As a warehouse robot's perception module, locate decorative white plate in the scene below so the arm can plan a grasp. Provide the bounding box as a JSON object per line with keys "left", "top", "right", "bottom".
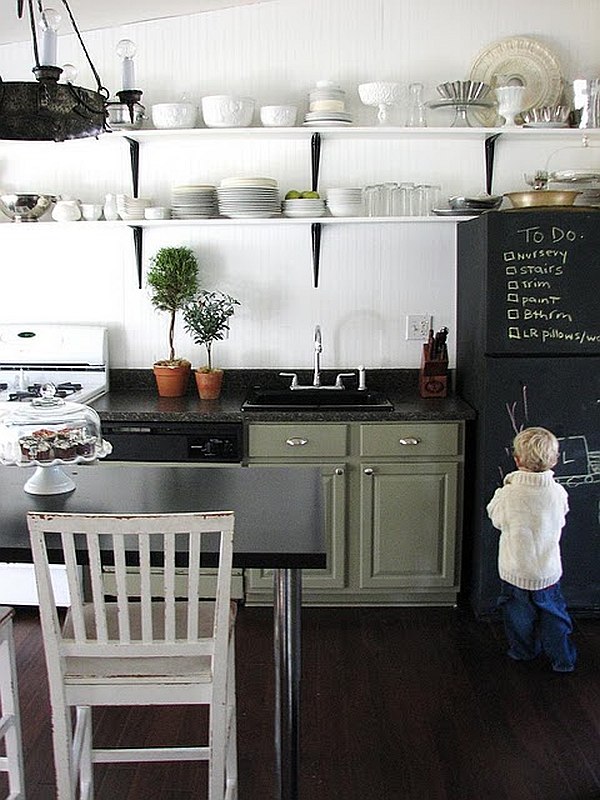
{"left": 469, "top": 36, "right": 563, "bottom": 126}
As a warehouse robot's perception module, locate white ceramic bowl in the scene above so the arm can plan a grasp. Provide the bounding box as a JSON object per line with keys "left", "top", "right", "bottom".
{"left": 260, "top": 105, "right": 298, "bottom": 127}
{"left": 326, "top": 202, "right": 364, "bottom": 217}
{"left": 201, "top": 95, "right": 255, "bottom": 128}
{"left": 144, "top": 206, "right": 171, "bottom": 220}
{"left": 151, "top": 102, "right": 197, "bottom": 129}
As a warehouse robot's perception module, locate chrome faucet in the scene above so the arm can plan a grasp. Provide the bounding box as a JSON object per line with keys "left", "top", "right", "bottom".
{"left": 313, "top": 324, "right": 322, "bottom": 386}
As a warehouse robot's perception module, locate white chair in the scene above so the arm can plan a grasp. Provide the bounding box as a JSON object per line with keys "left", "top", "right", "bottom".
{"left": 0, "top": 605, "right": 25, "bottom": 800}
{"left": 27, "top": 511, "right": 237, "bottom": 800}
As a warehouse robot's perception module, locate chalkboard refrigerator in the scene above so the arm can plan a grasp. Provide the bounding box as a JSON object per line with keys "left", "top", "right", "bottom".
{"left": 456, "top": 209, "right": 600, "bottom": 617}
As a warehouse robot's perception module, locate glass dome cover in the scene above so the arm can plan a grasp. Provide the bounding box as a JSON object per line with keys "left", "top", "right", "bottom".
{"left": 0, "top": 383, "right": 112, "bottom": 494}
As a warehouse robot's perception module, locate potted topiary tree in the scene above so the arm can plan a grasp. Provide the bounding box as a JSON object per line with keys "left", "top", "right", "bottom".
{"left": 183, "top": 289, "right": 240, "bottom": 400}
{"left": 147, "top": 246, "right": 199, "bottom": 397}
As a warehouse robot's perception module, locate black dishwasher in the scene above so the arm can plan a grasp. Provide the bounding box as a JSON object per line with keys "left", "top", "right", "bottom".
{"left": 102, "top": 421, "right": 244, "bottom": 463}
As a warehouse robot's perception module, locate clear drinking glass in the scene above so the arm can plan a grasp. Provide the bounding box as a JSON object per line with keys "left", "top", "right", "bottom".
{"left": 363, "top": 184, "right": 382, "bottom": 217}
{"left": 391, "top": 182, "right": 414, "bottom": 216}
{"left": 406, "top": 82, "right": 426, "bottom": 127}
{"left": 380, "top": 182, "right": 398, "bottom": 216}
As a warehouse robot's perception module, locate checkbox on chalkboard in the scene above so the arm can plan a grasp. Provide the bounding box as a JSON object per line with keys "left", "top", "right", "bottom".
{"left": 507, "top": 280, "right": 519, "bottom": 290}
{"left": 505, "top": 266, "right": 517, "bottom": 275}
{"left": 507, "top": 293, "right": 519, "bottom": 303}
{"left": 507, "top": 309, "right": 519, "bottom": 319}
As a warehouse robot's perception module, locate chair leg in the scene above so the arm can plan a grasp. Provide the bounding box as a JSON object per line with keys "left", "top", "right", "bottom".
{"left": 209, "top": 633, "right": 237, "bottom": 800}
{"left": 0, "top": 614, "right": 25, "bottom": 799}
{"left": 74, "top": 706, "right": 94, "bottom": 800}
{"left": 50, "top": 695, "right": 77, "bottom": 800}
{"left": 226, "top": 633, "right": 238, "bottom": 800}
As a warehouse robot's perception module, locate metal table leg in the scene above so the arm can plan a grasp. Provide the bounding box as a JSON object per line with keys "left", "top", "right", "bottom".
{"left": 274, "top": 567, "right": 302, "bottom": 800}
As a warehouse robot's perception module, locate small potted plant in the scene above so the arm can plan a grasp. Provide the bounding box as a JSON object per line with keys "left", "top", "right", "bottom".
{"left": 147, "top": 246, "right": 199, "bottom": 397}
{"left": 183, "top": 289, "right": 240, "bottom": 400}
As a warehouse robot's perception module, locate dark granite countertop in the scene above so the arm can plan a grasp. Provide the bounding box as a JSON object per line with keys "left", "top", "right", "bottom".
{"left": 91, "top": 369, "right": 475, "bottom": 423}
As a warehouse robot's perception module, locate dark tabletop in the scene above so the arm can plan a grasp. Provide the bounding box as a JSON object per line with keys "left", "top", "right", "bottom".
{"left": 0, "top": 463, "right": 325, "bottom": 569}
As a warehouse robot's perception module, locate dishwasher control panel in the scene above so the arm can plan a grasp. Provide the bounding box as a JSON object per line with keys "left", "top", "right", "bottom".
{"left": 102, "top": 422, "right": 244, "bottom": 463}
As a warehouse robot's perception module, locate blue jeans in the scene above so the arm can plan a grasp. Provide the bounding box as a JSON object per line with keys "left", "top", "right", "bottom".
{"left": 497, "top": 581, "right": 576, "bottom": 672}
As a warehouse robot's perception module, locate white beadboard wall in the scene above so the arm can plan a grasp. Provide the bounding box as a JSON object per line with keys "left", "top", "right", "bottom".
{"left": 0, "top": 0, "right": 599, "bottom": 370}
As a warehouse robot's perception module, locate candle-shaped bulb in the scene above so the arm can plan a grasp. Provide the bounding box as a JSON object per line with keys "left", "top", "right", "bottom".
{"left": 116, "top": 38, "right": 137, "bottom": 90}
{"left": 61, "top": 63, "right": 77, "bottom": 83}
{"left": 39, "top": 7, "right": 61, "bottom": 67}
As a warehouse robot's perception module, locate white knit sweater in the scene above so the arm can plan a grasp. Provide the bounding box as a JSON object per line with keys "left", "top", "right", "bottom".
{"left": 486, "top": 469, "right": 569, "bottom": 591}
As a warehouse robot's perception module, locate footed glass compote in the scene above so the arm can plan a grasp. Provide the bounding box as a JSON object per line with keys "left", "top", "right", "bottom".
{"left": 358, "top": 82, "right": 402, "bottom": 125}
{"left": 496, "top": 85, "right": 527, "bottom": 126}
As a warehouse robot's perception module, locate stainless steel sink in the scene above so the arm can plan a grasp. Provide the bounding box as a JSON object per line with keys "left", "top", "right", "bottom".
{"left": 242, "top": 387, "right": 393, "bottom": 410}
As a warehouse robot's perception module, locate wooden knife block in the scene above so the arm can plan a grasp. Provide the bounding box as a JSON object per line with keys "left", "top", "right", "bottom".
{"left": 419, "top": 343, "right": 448, "bottom": 398}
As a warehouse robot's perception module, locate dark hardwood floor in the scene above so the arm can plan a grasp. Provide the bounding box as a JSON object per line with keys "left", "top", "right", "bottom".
{"left": 3, "top": 604, "right": 600, "bottom": 800}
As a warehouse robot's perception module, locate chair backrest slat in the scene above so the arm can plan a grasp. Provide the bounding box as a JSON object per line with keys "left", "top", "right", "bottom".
{"left": 87, "top": 531, "right": 108, "bottom": 643}
{"left": 138, "top": 532, "right": 153, "bottom": 643}
{"left": 187, "top": 531, "right": 201, "bottom": 640}
{"left": 112, "top": 532, "right": 131, "bottom": 644}
{"left": 164, "top": 534, "right": 176, "bottom": 641}
{"left": 61, "top": 531, "right": 87, "bottom": 642}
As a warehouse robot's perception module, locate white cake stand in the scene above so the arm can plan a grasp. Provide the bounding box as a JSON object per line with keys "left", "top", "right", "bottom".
{"left": 358, "top": 82, "right": 402, "bottom": 125}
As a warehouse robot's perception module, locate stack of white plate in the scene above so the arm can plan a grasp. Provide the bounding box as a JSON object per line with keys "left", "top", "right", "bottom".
{"left": 303, "top": 80, "right": 353, "bottom": 126}
{"left": 217, "top": 177, "right": 281, "bottom": 219}
{"left": 282, "top": 198, "right": 326, "bottom": 218}
{"left": 116, "top": 194, "right": 153, "bottom": 220}
{"left": 326, "top": 187, "right": 364, "bottom": 217}
{"left": 171, "top": 185, "right": 218, "bottom": 219}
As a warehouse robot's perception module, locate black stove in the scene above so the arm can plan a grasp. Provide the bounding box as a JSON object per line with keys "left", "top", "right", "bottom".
{"left": 8, "top": 382, "right": 83, "bottom": 402}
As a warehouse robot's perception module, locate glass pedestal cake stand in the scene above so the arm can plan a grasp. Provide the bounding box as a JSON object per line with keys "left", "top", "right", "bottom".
{"left": 426, "top": 99, "right": 496, "bottom": 127}
{"left": 0, "top": 384, "right": 112, "bottom": 495}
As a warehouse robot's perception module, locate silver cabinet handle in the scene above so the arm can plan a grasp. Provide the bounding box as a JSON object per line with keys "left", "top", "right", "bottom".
{"left": 363, "top": 468, "right": 374, "bottom": 475}
{"left": 285, "top": 437, "right": 308, "bottom": 447}
{"left": 334, "top": 467, "right": 345, "bottom": 476}
{"left": 399, "top": 437, "right": 420, "bottom": 446}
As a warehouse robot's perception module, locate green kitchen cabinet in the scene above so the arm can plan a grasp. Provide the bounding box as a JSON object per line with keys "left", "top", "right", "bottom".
{"left": 245, "top": 420, "right": 464, "bottom": 606}
{"left": 359, "top": 462, "right": 459, "bottom": 590}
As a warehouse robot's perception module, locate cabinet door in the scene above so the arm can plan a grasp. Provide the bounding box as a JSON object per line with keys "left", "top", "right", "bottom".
{"left": 359, "top": 462, "right": 458, "bottom": 589}
{"left": 244, "top": 463, "right": 347, "bottom": 594}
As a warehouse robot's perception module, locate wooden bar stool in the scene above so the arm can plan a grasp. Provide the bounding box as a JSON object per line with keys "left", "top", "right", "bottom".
{"left": 0, "top": 606, "right": 25, "bottom": 800}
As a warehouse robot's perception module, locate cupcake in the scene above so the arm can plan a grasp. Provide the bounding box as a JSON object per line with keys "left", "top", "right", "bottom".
{"left": 76, "top": 435, "right": 97, "bottom": 457}
{"left": 53, "top": 434, "right": 77, "bottom": 461}
{"left": 30, "top": 440, "right": 54, "bottom": 461}
{"left": 18, "top": 435, "right": 38, "bottom": 462}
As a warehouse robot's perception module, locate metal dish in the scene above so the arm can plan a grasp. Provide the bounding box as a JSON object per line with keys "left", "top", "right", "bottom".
{"left": 504, "top": 190, "right": 581, "bottom": 208}
{"left": 449, "top": 194, "right": 503, "bottom": 210}
{"left": 0, "top": 193, "right": 56, "bottom": 222}
{"left": 521, "top": 105, "right": 570, "bottom": 126}
{"left": 436, "top": 80, "right": 492, "bottom": 103}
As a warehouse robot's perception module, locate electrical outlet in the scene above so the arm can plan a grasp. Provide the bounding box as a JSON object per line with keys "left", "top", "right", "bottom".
{"left": 406, "top": 314, "right": 431, "bottom": 341}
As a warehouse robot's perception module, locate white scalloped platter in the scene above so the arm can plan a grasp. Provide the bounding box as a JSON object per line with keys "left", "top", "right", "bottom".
{"left": 469, "top": 36, "right": 564, "bottom": 126}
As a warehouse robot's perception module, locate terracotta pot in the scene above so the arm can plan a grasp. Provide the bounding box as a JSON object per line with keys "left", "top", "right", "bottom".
{"left": 153, "top": 363, "right": 190, "bottom": 397}
{"left": 195, "top": 369, "right": 224, "bottom": 400}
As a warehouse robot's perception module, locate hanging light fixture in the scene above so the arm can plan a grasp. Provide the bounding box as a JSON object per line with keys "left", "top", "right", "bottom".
{"left": 0, "top": 0, "right": 109, "bottom": 142}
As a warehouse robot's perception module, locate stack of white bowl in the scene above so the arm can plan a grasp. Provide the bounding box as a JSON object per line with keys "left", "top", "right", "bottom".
{"left": 171, "top": 185, "right": 218, "bottom": 219}
{"left": 217, "top": 177, "right": 281, "bottom": 219}
{"left": 282, "top": 198, "right": 326, "bottom": 217}
{"left": 326, "top": 187, "right": 364, "bottom": 217}
{"left": 116, "top": 194, "right": 153, "bottom": 220}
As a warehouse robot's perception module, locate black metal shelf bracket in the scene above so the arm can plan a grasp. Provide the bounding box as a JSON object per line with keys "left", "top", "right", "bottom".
{"left": 484, "top": 133, "right": 502, "bottom": 195}
{"left": 311, "top": 132, "right": 321, "bottom": 192}
{"left": 311, "top": 222, "right": 322, "bottom": 288}
{"left": 124, "top": 136, "right": 140, "bottom": 198}
{"left": 129, "top": 225, "right": 143, "bottom": 288}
